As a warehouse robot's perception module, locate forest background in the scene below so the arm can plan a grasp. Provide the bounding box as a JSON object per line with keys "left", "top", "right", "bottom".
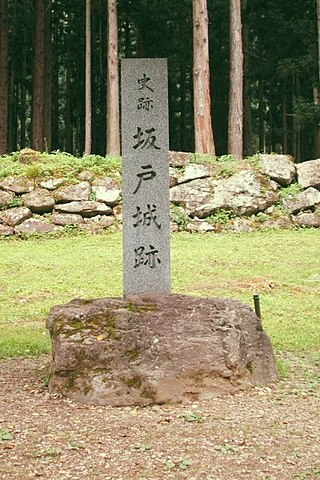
{"left": 0, "top": 0, "right": 320, "bottom": 163}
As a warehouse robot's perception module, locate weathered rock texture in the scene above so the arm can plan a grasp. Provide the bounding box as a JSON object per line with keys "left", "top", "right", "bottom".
{"left": 260, "top": 154, "right": 296, "bottom": 186}
{"left": 47, "top": 293, "right": 277, "bottom": 407}
{"left": 297, "top": 158, "right": 320, "bottom": 188}
{"left": 0, "top": 206, "right": 32, "bottom": 226}
{"left": 1, "top": 152, "right": 320, "bottom": 236}
{"left": 282, "top": 187, "right": 320, "bottom": 214}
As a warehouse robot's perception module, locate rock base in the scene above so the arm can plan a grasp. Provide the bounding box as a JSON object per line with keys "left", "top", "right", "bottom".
{"left": 46, "top": 293, "right": 278, "bottom": 406}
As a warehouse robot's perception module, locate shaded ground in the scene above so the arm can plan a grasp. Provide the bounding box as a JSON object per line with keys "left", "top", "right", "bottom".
{"left": 0, "top": 355, "right": 319, "bottom": 480}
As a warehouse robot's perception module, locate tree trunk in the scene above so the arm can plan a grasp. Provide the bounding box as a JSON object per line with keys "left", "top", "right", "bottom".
{"left": 317, "top": 0, "right": 320, "bottom": 88}
{"left": 8, "top": 63, "right": 17, "bottom": 152}
{"left": 8, "top": 0, "right": 17, "bottom": 153}
{"left": 243, "top": 20, "right": 253, "bottom": 157}
{"left": 293, "top": 74, "right": 300, "bottom": 162}
{"left": 43, "top": 0, "right": 52, "bottom": 151}
{"left": 0, "top": 0, "right": 9, "bottom": 154}
{"left": 106, "top": 0, "right": 120, "bottom": 155}
{"left": 85, "top": 0, "right": 92, "bottom": 155}
{"left": 282, "top": 90, "right": 288, "bottom": 154}
{"left": 124, "top": 18, "right": 130, "bottom": 58}
{"left": 52, "top": 14, "right": 59, "bottom": 151}
{"left": 313, "top": 86, "right": 320, "bottom": 158}
{"left": 180, "top": 53, "right": 188, "bottom": 151}
{"left": 258, "top": 80, "right": 264, "bottom": 152}
{"left": 65, "top": 47, "right": 73, "bottom": 153}
{"left": 268, "top": 82, "right": 275, "bottom": 153}
{"left": 20, "top": 42, "right": 27, "bottom": 149}
{"left": 193, "top": 0, "right": 215, "bottom": 155}
{"left": 32, "top": 0, "right": 46, "bottom": 151}
{"left": 314, "top": 0, "right": 320, "bottom": 158}
{"left": 228, "top": 0, "right": 243, "bottom": 159}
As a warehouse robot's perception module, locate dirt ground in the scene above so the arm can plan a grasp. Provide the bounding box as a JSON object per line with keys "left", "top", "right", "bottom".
{"left": 0, "top": 354, "right": 319, "bottom": 480}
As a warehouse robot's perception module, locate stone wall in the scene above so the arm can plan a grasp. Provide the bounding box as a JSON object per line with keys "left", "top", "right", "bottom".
{"left": 0, "top": 153, "right": 320, "bottom": 236}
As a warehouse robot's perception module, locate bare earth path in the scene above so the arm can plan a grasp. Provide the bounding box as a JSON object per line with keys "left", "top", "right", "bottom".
{"left": 0, "top": 355, "right": 319, "bottom": 480}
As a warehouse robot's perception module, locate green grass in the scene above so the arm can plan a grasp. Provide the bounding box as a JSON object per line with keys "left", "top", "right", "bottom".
{"left": 0, "top": 229, "right": 319, "bottom": 358}
{"left": 0, "top": 151, "right": 122, "bottom": 180}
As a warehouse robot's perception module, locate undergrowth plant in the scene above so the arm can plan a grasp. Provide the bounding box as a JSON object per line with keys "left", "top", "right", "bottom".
{"left": 278, "top": 183, "right": 303, "bottom": 199}
{"left": 0, "top": 151, "right": 122, "bottom": 180}
{"left": 0, "top": 229, "right": 319, "bottom": 359}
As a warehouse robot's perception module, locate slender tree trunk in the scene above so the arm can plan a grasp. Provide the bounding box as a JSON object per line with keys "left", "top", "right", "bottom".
{"left": 65, "top": 48, "right": 73, "bottom": 153}
{"left": 98, "top": 8, "right": 103, "bottom": 81}
{"left": 293, "top": 74, "right": 300, "bottom": 162}
{"left": 106, "top": 0, "right": 120, "bottom": 155}
{"left": 85, "top": 0, "right": 92, "bottom": 154}
{"left": 8, "top": 65, "right": 17, "bottom": 151}
{"left": 32, "top": 0, "right": 46, "bottom": 151}
{"left": 20, "top": 42, "right": 27, "bottom": 149}
{"left": 97, "top": 4, "right": 106, "bottom": 156}
{"left": 32, "top": 0, "right": 45, "bottom": 151}
{"left": 268, "top": 82, "right": 275, "bottom": 152}
{"left": 228, "top": 0, "right": 243, "bottom": 159}
{"left": 180, "top": 54, "right": 188, "bottom": 151}
{"left": 0, "top": 0, "right": 9, "bottom": 154}
{"left": 52, "top": 16, "right": 59, "bottom": 150}
{"left": 258, "top": 80, "right": 264, "bottom": 152}
{"left": 193, "top": 0, "right": 215, "bottom": 155}
{"left": 313, "top": 86, "right": 320, "bottom": 158}
{"left": 314, "top": 1, "right": 320, "bottom": 158}
{"left": 124, "top": 18, "right": 130, "bottom": 58}
{"left": 317, "top": 0, "right": 320, "bottom": 87}
{"left": 43, "top": 0, "right": 52, "bottom": 151}
{"left": 9, "top": 0, "right": 18, "bottom": 151}
{"left": 242, "top": 21, "right": 253, "bottom": 157}
{"left": 282, "top": 90, "right": 288, "bottom": 154}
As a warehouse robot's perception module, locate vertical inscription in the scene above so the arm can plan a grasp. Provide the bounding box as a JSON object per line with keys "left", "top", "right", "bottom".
{"left": 121, "top": 59, "right": 170, "bottom": 296}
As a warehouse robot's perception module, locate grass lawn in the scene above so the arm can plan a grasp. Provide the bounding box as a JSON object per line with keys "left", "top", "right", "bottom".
{"left": 0, "top": 229, "right": 319, "bottom": 364}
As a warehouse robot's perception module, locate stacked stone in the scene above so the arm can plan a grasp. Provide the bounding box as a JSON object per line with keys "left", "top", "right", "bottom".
{"left": 0, "top": 174, "right": 122, "bottom": 236}
{"left": 169, "top": 154, "right": 320, "bottom": 232}
{"left": 1, "top": 154, "right": 320, "bottom": 236}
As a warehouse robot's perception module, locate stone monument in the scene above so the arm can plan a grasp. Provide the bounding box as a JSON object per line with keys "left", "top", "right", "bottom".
{"left": 121, "top": 58, "right": 170, "bottom": 296}
{"left": 46, "top": 59, "right": 278, "bottom": 406}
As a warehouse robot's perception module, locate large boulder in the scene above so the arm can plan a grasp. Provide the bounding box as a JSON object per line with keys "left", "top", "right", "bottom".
{"left": 15, "top": 218, "right": 59, "bottom": 235}
{"left": 186, "top": 218, "right": 216, "bottom": 233}
{"left": 92, "top": 178, "right": 121, "bottom": 206}
{"left": 294, "top": 211, "right": 320, "bottom": 228}
{"left": 21, "top": 189, "right": 55, "bottom": 213}
{"left": 54, "top": 200, "right": 112, "bottom": 217}
{"left": 52, "top": 213, "right": 84, "bottom": 226}
{"left": 297, "top": 159, "right": 320, "bottom": 189}
{"left": 282, "top": 187, "right": 320, "bottom": 214}
{"left": 260, "top": 154, "right": 296, "bottom": 186}
{"left": 0, "top": 224, "right": 14, "bottom": 236}
{"left": 40, "top": 178, "right": 66, "bottom": 191}
{"left": 53, "top": 182, "right": 91, "bottom": 203}
{"left": 175, "top": 163, "right": 214, "bottom": 185}
{"left": 170, "top": 178, "right": 217, "bottom": 216}
{"left": 0, "top": 190, "right": 14, "bottom": 207}
{"left": 0, "top": 206, "right": 32, "bottom": 227}
{"left": 169, "top": 151, "right": 193, "bottom": 167}
{"left": 196, "top": 171, "right": 279, "bottom": 218}
{"left": 0, "top": 176, "right": 34, "bottom": 194}
{"left": 47, "top": 293, "right": 277, "bottom": 407}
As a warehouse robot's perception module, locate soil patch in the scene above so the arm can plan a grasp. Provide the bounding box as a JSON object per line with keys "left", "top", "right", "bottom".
{"left": 0, "top": 355, "right": 319, "bottom": 480}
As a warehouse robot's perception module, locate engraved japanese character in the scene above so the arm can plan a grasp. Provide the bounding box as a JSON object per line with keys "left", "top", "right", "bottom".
{"left": 138, "top": 73, "right": 154, "bottom": 92}
{"left": 134, "top": 245, "right": 161, "bottom": 269}
{"left": 133, "top": 165, "right": 156, "bottom": 194}
{"left": 133, "top": 127, "right": 160, "bottom": 150}
{"left": 132, "top": 204, "right": 161, "bottom": 230}
{"left": 137, "top": 97, "right": 154, "bottom": 112}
